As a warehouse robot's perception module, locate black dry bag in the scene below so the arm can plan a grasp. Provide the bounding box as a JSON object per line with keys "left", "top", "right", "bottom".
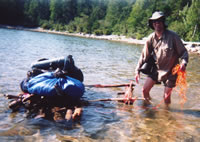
{"left": 139, "top": 56, "right": 156, "bottom": 75}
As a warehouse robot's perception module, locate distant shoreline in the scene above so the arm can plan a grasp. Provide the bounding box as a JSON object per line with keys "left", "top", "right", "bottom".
{"left": 1, "top": 25, "right": 200, "bottom": 55}
{"left": 0, "top": 25, "right": 145, "bottom": 45}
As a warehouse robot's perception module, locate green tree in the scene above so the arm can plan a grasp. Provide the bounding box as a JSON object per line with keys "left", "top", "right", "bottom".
{"left": 50, "top": 0, "right": 63, "bottom": 23}
{"left": 50, "top": 0, "right": 77, "bottom": 24}
{"left": 76, "top": 0, "right": 93, "bottom": 16}
{"left": 89, "top": 0, "right": 107, "bottom": 32}
{"left": 169, "top": 0, "right": 200, "bottom": 41}
{"left": 24, "top": 0, "right": 40, "bottom": 26}
{"left": 184, "top": 0, "right": 200, "bottom": 41}
{"left": 60, "top": 0, "right": 77, "bottom": 24}
{"left": 105, "top": 0, "right": 127, "bottom": 28}
{"left": 0, "top": 0, "right": 199, "bottom": 41}
{"left": 38, "top": 0, "right": 50, "bottom": 20}
{"left": 167, "top": 0, "right": 191, "bottom": 22}
{"left": 127, "top": 0, "right": 151, "bottom": 39}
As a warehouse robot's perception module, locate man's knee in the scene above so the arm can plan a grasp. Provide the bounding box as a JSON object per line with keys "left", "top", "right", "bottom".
{"left": 142, "top": 87, "right": 150, "bottom": 94}
{"left": 143, "top": 78, "right": 155, "bottom": 94}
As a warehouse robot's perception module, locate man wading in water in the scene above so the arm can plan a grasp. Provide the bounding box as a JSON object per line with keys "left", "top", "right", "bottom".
{"left": 135, "top": 11, "right": 189, "bottom": 106}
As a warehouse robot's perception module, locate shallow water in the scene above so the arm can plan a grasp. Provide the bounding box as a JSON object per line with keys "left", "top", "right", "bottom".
{"left": 0, "top": 28, "right": 199, "bottom": 142}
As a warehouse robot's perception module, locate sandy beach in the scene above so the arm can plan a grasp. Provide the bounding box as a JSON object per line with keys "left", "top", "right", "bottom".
{"left": 11, "top": 26, "right": 146, "bottom": 45}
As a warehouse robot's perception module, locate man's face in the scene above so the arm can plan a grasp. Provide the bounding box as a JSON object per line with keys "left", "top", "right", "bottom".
{"left": 152, "top": 19, "right": 164, "bottom": 32}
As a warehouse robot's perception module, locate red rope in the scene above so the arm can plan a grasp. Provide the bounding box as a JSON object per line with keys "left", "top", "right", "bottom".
{"left": 172, "top": 64, "right": 187, "bottom": 106}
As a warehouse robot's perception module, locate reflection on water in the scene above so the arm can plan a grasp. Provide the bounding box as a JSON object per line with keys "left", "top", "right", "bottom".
{"left": 0, "top": 28, "right": 200, "bottom": 142}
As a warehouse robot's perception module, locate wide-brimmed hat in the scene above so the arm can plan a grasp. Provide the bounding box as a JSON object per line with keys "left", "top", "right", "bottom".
{"left": 148, "top": 11, "right": 167, "bottom": 29}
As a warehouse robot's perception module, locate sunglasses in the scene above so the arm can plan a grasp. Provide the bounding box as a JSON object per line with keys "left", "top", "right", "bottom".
{"left": 153, "top": 19, "right": 163, "bottom": 23}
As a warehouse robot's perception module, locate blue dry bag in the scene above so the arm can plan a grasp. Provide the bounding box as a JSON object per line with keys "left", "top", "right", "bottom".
{"left": 27, "top": 72, "right": 85, "bottom": 100}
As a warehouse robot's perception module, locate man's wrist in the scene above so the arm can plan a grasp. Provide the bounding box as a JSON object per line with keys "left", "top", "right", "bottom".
{"left": 182, "top": 62, "right": 187, "bottom": 67}
{"left": 181, "top": 61, "right": 187, "bottom": 67}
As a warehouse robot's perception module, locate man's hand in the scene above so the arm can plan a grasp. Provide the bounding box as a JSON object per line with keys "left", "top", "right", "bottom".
{"left": 180, "top": 63, "right": 186, "bottom": 71}
{"left": 135, "top": 73, "right": 140, "bottom": 84}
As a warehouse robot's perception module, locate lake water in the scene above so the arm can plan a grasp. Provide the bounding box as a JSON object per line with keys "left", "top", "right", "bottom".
{"left": 0, "top": 28, "right": 200, "bottom": 142}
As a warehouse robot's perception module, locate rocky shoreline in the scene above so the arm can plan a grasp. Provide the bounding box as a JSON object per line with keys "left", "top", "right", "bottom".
{"left": 1, "top": 25, "right": 200, "bottom": 55}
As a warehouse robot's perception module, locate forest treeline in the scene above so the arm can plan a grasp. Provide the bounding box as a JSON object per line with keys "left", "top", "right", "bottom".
{"left": 0, "top": 0, "right": 199, "bottom": 41}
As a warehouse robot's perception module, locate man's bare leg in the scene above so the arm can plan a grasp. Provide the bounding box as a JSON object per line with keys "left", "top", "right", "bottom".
{"left": 142, "top": 77, "right": 156, "bottom": 104}
{"left": 164, "top": 87, "right": 173, "bottom": 105}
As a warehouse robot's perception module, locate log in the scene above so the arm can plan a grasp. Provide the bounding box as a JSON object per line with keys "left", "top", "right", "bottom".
{"left": 53, "top": 107, "right": 65, "bottom": 122}
{"left": 3, "top": 94, "right": 20, "bottom": 99}
{"left": 72, "top": 107, "right": 82, "bottom": 119}
{"left": 123, "top": 81, "right": 134, "bottom": 105}
{"left": 88, "top": 97, "right": 145, "bottom": 102}
{"left": 65, "top": 109, "right": 73, "bottom": 121}
{"left": 85, "top": 83, "right": 135, "bottom": 88}
{"left": 117, "top": 92, "right": 125, "bottom": 95}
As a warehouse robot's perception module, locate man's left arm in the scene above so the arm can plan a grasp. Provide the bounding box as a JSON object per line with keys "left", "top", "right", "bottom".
{"left": 174, "top": 35, "right": 189, "bottom": 70}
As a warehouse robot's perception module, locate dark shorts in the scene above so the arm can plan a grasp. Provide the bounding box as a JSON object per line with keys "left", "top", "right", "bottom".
{"left": 148, "top": 71, "right": 177, "bottom": 88}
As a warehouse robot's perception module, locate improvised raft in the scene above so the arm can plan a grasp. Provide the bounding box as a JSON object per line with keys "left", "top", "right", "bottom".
{"left": 6, "top": 55, "right": 85, "bottom": 122}
{"left": 5, "top": 55, "right": 139, "bottom": 123}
